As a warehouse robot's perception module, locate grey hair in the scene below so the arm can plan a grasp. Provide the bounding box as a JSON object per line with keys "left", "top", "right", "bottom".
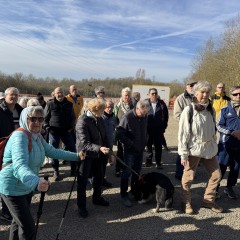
{"left": 229, "top": 86, "right": 240, "bottom": 95}
{"left": 27, "top": 98, "right": 40, "bottom": 107}
{"left": 18, "top": 97, "right": 29, "bottom": 108}
{"left": 121, "top": 87, "right": 131, "bottom": 95}
{"left": 28, "top": 106, "right": 44, "bottom": 117}
{"left": 5, "top": 87, "right": 19, "bottom": 95}
{"left": 193, "top": 81, "right": 212, "bottom": 96}
{"left": 95, "top": 86, "right": 105, "bottom": 94}
{"left": 136, "top": 99, "right": 150, "bottom": 111}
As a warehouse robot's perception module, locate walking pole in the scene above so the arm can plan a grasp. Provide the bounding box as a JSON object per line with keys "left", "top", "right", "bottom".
{"left": 109, "top": 150, "right": 140, "bottom": 177}
{"left": 34, "top": 175, "right": 49, "bottom": 240}
{"left": 55, "top": 152, "right": 85, "bottom": 240}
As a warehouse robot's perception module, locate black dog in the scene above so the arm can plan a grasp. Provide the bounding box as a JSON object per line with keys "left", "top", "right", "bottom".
{"left": 132, "top": 172, "right": 174, "bottom": 212}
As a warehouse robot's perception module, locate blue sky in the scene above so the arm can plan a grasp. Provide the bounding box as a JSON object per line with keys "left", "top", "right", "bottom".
{"left": 0, "top": 0, "right": 240, "bottom": 83}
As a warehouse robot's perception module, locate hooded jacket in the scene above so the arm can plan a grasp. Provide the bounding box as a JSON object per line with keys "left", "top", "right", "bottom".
{"left": 0, "top": 107, "right": 79, "bottom": 196}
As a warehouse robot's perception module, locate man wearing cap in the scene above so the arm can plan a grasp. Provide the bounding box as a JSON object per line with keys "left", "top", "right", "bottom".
{"left": 173, "top": 80, "right": 197, "bottom": 180}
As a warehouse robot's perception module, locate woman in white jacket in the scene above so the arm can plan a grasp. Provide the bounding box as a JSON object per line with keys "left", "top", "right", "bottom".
{"left": 178, "top": 81, "right": 223, "bottom": 215}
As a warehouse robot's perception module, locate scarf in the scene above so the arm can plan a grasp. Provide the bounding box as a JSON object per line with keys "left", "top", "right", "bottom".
{"left": 120, "top": 98, "right": 131, "bottom": 114}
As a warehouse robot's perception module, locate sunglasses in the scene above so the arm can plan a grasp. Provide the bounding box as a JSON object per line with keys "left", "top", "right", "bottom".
{"left": 232, "top": 93, "right": 240, "bottom": 97}
{"left": 98, "top": 92, "right": 105, "bottom": 94}
{"left": 150, "top": 92, "right": 158, "bottom": 95}
{"left": 28, "top": 117, "right": 44, "bottom": 123}
{"left": 189, "top": 84, "right": 195, "bottom": 87}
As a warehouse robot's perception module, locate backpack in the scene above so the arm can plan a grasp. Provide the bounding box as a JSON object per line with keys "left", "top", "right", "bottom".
{"left": 0, "top": 128, "right": 32, "bottom": 170}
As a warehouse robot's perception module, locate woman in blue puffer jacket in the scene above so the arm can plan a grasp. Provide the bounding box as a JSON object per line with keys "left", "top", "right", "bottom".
{"left": 0, "top": 106, "right": 84, "bottom": 240}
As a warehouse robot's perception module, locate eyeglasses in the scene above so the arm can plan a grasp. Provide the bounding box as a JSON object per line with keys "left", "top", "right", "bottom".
{"left": 232, "top": 93, "right": 240, "bottom": 97}
{"left": 150, "top": 92, "right": 158, "bottom": 95}
{"left": 28, "top": 117, "right": 44, "bottom": 123}
{"left": 98, "top": 92, "right": 105, "bottom": 94}
{"left": 189, "top": 84, "right": 195, "bottom": 87}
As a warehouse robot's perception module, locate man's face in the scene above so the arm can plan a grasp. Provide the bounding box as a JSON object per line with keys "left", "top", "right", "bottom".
{"left": 5, "top": 90, "right": 18, "bottom": 105}
{"left": 149, "top": 90, "right": 158, "bottom": 102}
{"left": 231, "top": 89, "right": 240, "bottom": 101}
{"left": 54, "top": 88, "right": 64, "bottom": 102}
{"left": 216, "top": 84, "right": 225, "bottom": 94}
{"left": 186, "top": 83, "right": 195, "bottom": 94}
{"left": 69, "top": 86, "right": 77, "bottom": 97}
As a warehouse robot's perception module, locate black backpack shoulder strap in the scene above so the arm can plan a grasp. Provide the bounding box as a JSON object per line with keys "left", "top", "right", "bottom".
{"left": 188, "top": 104, "right": 194, "bottom": 124}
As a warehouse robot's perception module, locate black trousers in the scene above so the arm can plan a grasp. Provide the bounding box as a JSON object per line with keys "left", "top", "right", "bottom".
{"left": 146, "top": 131, "right": 163, "bottom": 165}
{"left": 1, "top": 192, "right": 34, "bottom": 240}
{"left": 77, "top": 157, "right": 104, "bottom": 210}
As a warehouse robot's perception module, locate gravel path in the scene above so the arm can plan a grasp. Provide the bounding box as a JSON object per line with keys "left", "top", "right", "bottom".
{"left": 1, "top": 110, "right": 239, "bottom": 240}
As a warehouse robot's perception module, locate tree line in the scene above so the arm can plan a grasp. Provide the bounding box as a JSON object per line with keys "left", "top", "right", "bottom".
{"left": 0, "top": 71, "right": 185, "bottom": 98}
{"left": 191, "top": 15, "right": 240, "bottom": 93}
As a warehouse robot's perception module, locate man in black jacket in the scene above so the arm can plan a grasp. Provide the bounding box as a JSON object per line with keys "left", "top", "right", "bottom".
{"left": 145, "top": 88, "right": 169, "bottom": 169}
{"left": 44, "top": 87, "right": 76, "bottom": 181}
{"left": 0, "top": 87, "right": 23, "bottom": 223}
{"left": 116, "top": 100, "right": 149, "bottom": 207}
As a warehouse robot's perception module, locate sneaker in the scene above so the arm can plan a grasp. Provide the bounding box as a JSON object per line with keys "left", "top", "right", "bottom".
{"left": 92, "top": 197, "right": 109, "bottom": 206}
{"left": 0, "top": 212, "right": 12, "bottom": 222}
{"left": 203, "top": 202, "right": 224, "bottom": 213}
{"left": 78, "top": 208, "right": 88, "bottom": 218}
{"left": 183, "top": 203, "right": 194, "bottom": 215}
{"left": 156, "top": 163, "right": 163, "bottom": 169}
{"left": 102, "top": 179, "right": 113, "bottom": 188}
{"left": 121, "top": 196, "right": 132, "bottom": 207}
{"left": 224, "top": 187, "right": 237, "bottom": 199}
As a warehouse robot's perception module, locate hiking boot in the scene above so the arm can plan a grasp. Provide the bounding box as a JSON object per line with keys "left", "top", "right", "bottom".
{"left": 224, "top": 187, "right": 237, "bottom": 199}
{"left": 203, "top": 202, "right": 224, "bottom": 213}
{"left": 92, "top": 197, "right": 109, "bottom": 206}
{"left": 183, "top": 203, "right": 194, "bottom": 214}
{"left": 78, "top": 208, "right": 88, "bottom": 218}
{"left": 121, "top": 196, "right": 132, "bottom": 207}
{"left": 0, "top": 212, "right": 12, "bottom": 223}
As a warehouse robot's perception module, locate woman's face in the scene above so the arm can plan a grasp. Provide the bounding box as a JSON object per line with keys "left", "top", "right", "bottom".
{"left": 195, "top": 89, "right": 210, "bottom": 103}
{"left": 92, "top": 109, "right": 104, "bottom": 118}
{"left": 27, "top": 112, "right": 44, "bottom": 133}
{"left": 121, "top": 92, "right": 131, "bottom": 103}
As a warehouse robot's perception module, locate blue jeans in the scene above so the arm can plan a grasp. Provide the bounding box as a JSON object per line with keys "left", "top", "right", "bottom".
{"left": 120, "top": 152, "right": 143, "bottom": 197}
{"left": 49, "top": 131, "right": 76, "bottom": 172}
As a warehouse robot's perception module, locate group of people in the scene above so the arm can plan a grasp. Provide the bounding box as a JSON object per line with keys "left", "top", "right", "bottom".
{"left": 0, "top": 80, "right": 239, "bottom": 239}
{"left": 174, "top": 80, "right": 240, "bottom": 214}
{"left": 0, "top": 85, "right": 169, "bottom": 239}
